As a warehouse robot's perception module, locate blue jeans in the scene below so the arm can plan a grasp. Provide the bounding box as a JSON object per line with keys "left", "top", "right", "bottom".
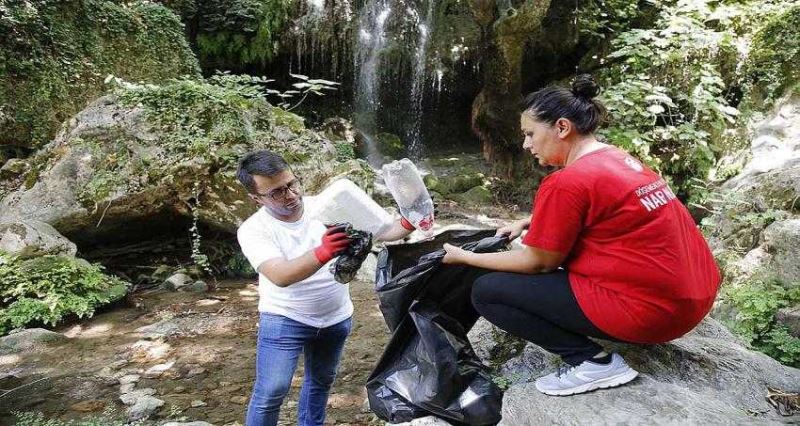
{"left": 245, "top": 313, "right": 352, "bottom": 426}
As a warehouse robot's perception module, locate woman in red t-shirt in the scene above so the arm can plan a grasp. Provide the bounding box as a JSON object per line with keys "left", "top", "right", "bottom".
{"left": 443, "top": 74, "right": 720, "bottom": 396}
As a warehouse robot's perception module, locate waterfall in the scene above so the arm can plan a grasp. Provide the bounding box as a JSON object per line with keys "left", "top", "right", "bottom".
{"left": 406, "top": 0, "right": 434, "bottom": 159}
{"left": 353, "top": 0, "right": 438, "bottom": 165}
{"left": 353, "top": 0, "right": 392, "bottom": 166}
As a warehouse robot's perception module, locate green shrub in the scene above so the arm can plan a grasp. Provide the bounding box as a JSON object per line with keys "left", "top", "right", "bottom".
{"left": 596, "top": 0, "right": 796, "bottom": 203}
{"left": 721, "top": 276, "right": 800, "bottom": 367}
{"left": 0, "top": 252, "right": 129, "bottom": 336}
{"left": 0, "top": 0, "right": 200, "bottom": 150}
{"left": 192, "top": 0, "right": 293, "bottom": 67}
{"left": 744, "top": 5, "right": 800, "bottom": 107}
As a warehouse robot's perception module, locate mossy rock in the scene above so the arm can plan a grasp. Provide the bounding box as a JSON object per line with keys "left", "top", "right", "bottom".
{"left": 452, "top": 185, "right": 493, "bottom": 205}
{"left": 744, "top": 5, "right": 800, "bottom": 108}
{"left": 434, "top": 173, "right": 486, "bottom": 196}
{"left": 422, "top": 173, "right": 440, "bottom": 192}
{"left": 374, "top": 133, "right": 405, "bottom": 158}
{"left": 271, "top": 107, "right": 306, "bottom": 134}
{"left": 0, "top": 0, "right": 200, "bottom": 150}
{"left": 0, "top": 76, "right": 364, "bottom": 237}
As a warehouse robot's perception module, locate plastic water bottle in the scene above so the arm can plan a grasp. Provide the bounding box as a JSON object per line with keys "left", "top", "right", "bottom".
{"left": 382, "top": 159, "right": 435, "bottom": 235}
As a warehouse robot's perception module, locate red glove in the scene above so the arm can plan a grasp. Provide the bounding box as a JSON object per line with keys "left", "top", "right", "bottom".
{"left": 400, "top": 217, "right": 415, "bottom": 231}
{"left": 313, "top": 225, "right": 351, "bottom": 264}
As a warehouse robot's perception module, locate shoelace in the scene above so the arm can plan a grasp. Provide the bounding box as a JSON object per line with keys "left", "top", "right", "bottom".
{"left": 556, "top": 365, "right": 576, "bottom": 378}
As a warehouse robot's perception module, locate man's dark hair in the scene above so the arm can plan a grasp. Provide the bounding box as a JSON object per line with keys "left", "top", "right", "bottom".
{"left": 236, "top": 150, "right": 290, "bottom": 194}
{"left": 521, "top": 74, "right": 607, "bottom": 134}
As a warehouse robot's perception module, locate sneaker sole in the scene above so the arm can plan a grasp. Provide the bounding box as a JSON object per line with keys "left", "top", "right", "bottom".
{"left": 536, "top": 368, "right": 639, "bottom": 396}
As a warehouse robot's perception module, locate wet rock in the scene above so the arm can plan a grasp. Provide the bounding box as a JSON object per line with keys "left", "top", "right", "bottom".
{"left": 129, "top": 339, "right": 172, "bottom": 361}
{"left": 230, "top": 395, "right": 248, "bottom": 405}
{"left": 127, "top": 395, "right": 164, "bottom": 421}
{"left": 69, "top": 400, "right": 105, "bottom": 413}
{"left": 0, "top": 219, "right": 77, "bottom": 257}
{"left": 120, "top": 383, "right": 136, "bottom": 394}
{"left": 178, "top": 280, "right": 208, "bottom": 293}
{"left": 144, "top": 360, "right": 175, "bottom": 378}
{"left": 491, "top": 318, "right": 800, "bottom": 424}
{"left": 135, "top": 314, "right": 238, "bottom": 338}
{"left": 185, "top": 367, "right": 206, "bottom": 378}
{"left": 0, "top": 328, "right": 66, "bottom": 355}
{"left": 162, "top": 273, "right": 193, "bottom": 291}
{"left": 190, "top": 400, "right": 207, "bottom": 408}
{"left": 120, "top": 387, "right": 157, "bottom": 405}
{"left": 118, "top": 374, "right": 140, "bottom": 385}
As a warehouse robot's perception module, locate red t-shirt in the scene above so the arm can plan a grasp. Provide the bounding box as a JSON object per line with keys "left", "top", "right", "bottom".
{"left": 521, "top": 146, "right": 720, "bottom": 343}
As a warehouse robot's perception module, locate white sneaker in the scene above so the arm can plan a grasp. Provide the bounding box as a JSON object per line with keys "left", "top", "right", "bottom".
{"left": 534, "top": 353, "right": 638, "bottom": 396}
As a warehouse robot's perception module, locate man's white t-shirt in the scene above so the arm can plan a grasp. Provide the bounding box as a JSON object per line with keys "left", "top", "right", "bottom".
{"left": 236, "top": 196, "right": 353, "bottom": 328}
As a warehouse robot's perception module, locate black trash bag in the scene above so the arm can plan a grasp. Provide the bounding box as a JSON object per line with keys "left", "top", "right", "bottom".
{"left": 367, "top": 301, "right": 503, "bottom": 425}
{"left": 368, "top": 230, "right": 508, "bottom": 425}
{"left": 328, "top": 222, "right": 373, "bottom": 284}
{"left": 375, "top": 230, "right": 507, "bottom": 332}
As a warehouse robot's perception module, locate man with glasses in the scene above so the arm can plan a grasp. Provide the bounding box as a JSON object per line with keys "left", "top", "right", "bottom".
{"left": 235, "top": 150, "right": 415, "bottom": 425}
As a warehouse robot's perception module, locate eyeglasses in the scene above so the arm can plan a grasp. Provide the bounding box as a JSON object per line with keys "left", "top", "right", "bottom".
{"left": 253, "top": 179, "right": 303, "bottom": 201}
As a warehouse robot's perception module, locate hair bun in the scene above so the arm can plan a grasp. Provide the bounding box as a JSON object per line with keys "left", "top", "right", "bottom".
{"left": 571, "top": 74, "right": 600, "bottom": 99}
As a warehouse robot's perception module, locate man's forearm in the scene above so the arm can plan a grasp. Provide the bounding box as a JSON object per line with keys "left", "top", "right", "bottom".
{"left": 258, "top": 251, "right": 326, "bottom": 287}
{"left": 375, "top": 219, "right": 414, "bottom": 242}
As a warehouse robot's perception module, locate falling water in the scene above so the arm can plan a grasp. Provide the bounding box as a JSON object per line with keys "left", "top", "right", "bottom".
{"left": 406, "top": 0, "right": 434, "bottom": 159}
{"left": 353, "top": 0, "right": 392, "bottom": 166}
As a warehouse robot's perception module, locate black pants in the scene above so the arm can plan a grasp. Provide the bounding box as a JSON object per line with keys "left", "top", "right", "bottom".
{"left": 472, "top": 270, "right": 620, "bottom": 366}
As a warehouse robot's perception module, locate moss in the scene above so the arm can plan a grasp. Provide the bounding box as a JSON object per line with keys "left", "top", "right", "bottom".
{"left": 271, "top": 107, "right": 306, "bottom": 133}
{"left": 0, "top": 0, "right": 200, "bottom": 150}
{"left": 745, "top": 5, "right": 800, "bottom": 106}
{"left": 374, "top": 133, "right": 404, "bottom": 158}
{"left": 454, "top": 185, "right": 493, "bottom": 205}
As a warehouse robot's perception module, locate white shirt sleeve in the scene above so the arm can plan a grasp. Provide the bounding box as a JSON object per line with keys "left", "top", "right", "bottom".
{"left": 237, "top": 221, "right": 283, "bottom": 273}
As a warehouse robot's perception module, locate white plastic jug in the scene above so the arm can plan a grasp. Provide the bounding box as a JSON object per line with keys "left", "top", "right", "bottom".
{"left": 382, "top": 159, "right": 435, "bottom": 235}
{"left": 306, "top": 179, "right": 394, "bottom": 237}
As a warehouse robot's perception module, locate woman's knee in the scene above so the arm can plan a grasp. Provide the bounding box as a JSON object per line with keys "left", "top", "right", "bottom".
{"left": 471, "top": 272, "right": 505, "bottom": 310}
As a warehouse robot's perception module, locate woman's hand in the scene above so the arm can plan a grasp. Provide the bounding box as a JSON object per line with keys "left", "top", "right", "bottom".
{"left": 495, "top": 219, "right": 527, "bottom": 241}
{"left": 442, "top": 243, "right": 470, "bottom": 265}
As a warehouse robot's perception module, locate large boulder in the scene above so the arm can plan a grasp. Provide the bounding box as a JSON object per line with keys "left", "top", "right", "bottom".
{"left": 0, "top": 219, "right": 77, "bottom": 258}
{"left": 0, "top": 77, "right": 371, "bottom": 247}
{"left": 0, "top": 328, "right": 67, "bottom": 356}
{"left": 467, "top": 318, "right": 800, "bottom": 425}
{"left": 0, "top": 0, "right": 200, "bottom": 151}
{"left": 701, "top": 93, "right": 800, "bottom": 367}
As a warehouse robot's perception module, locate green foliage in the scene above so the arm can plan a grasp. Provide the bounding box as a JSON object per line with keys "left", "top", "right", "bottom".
{"left": 334, "top": 142, "right": 356, "bottom": 162}
{"left": 721, "top": 276, "right": 800, "bottom": 367}
{"left": 744, "top": 5, "right": 800, "bottom": 107}
{"left": 193, "top": 0, "right": 293, "bottom": 67}
{"left": 596, "top": 0, "right": 796, "bottom": 203}
{"left": 0, "top": 252, "right": 129, "bottom": 336}
{"left": 0, "top": 0, "right": 200, "bottom": 149}
{"left": 578, "top": 0, "right": 654, "bottom": 41}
